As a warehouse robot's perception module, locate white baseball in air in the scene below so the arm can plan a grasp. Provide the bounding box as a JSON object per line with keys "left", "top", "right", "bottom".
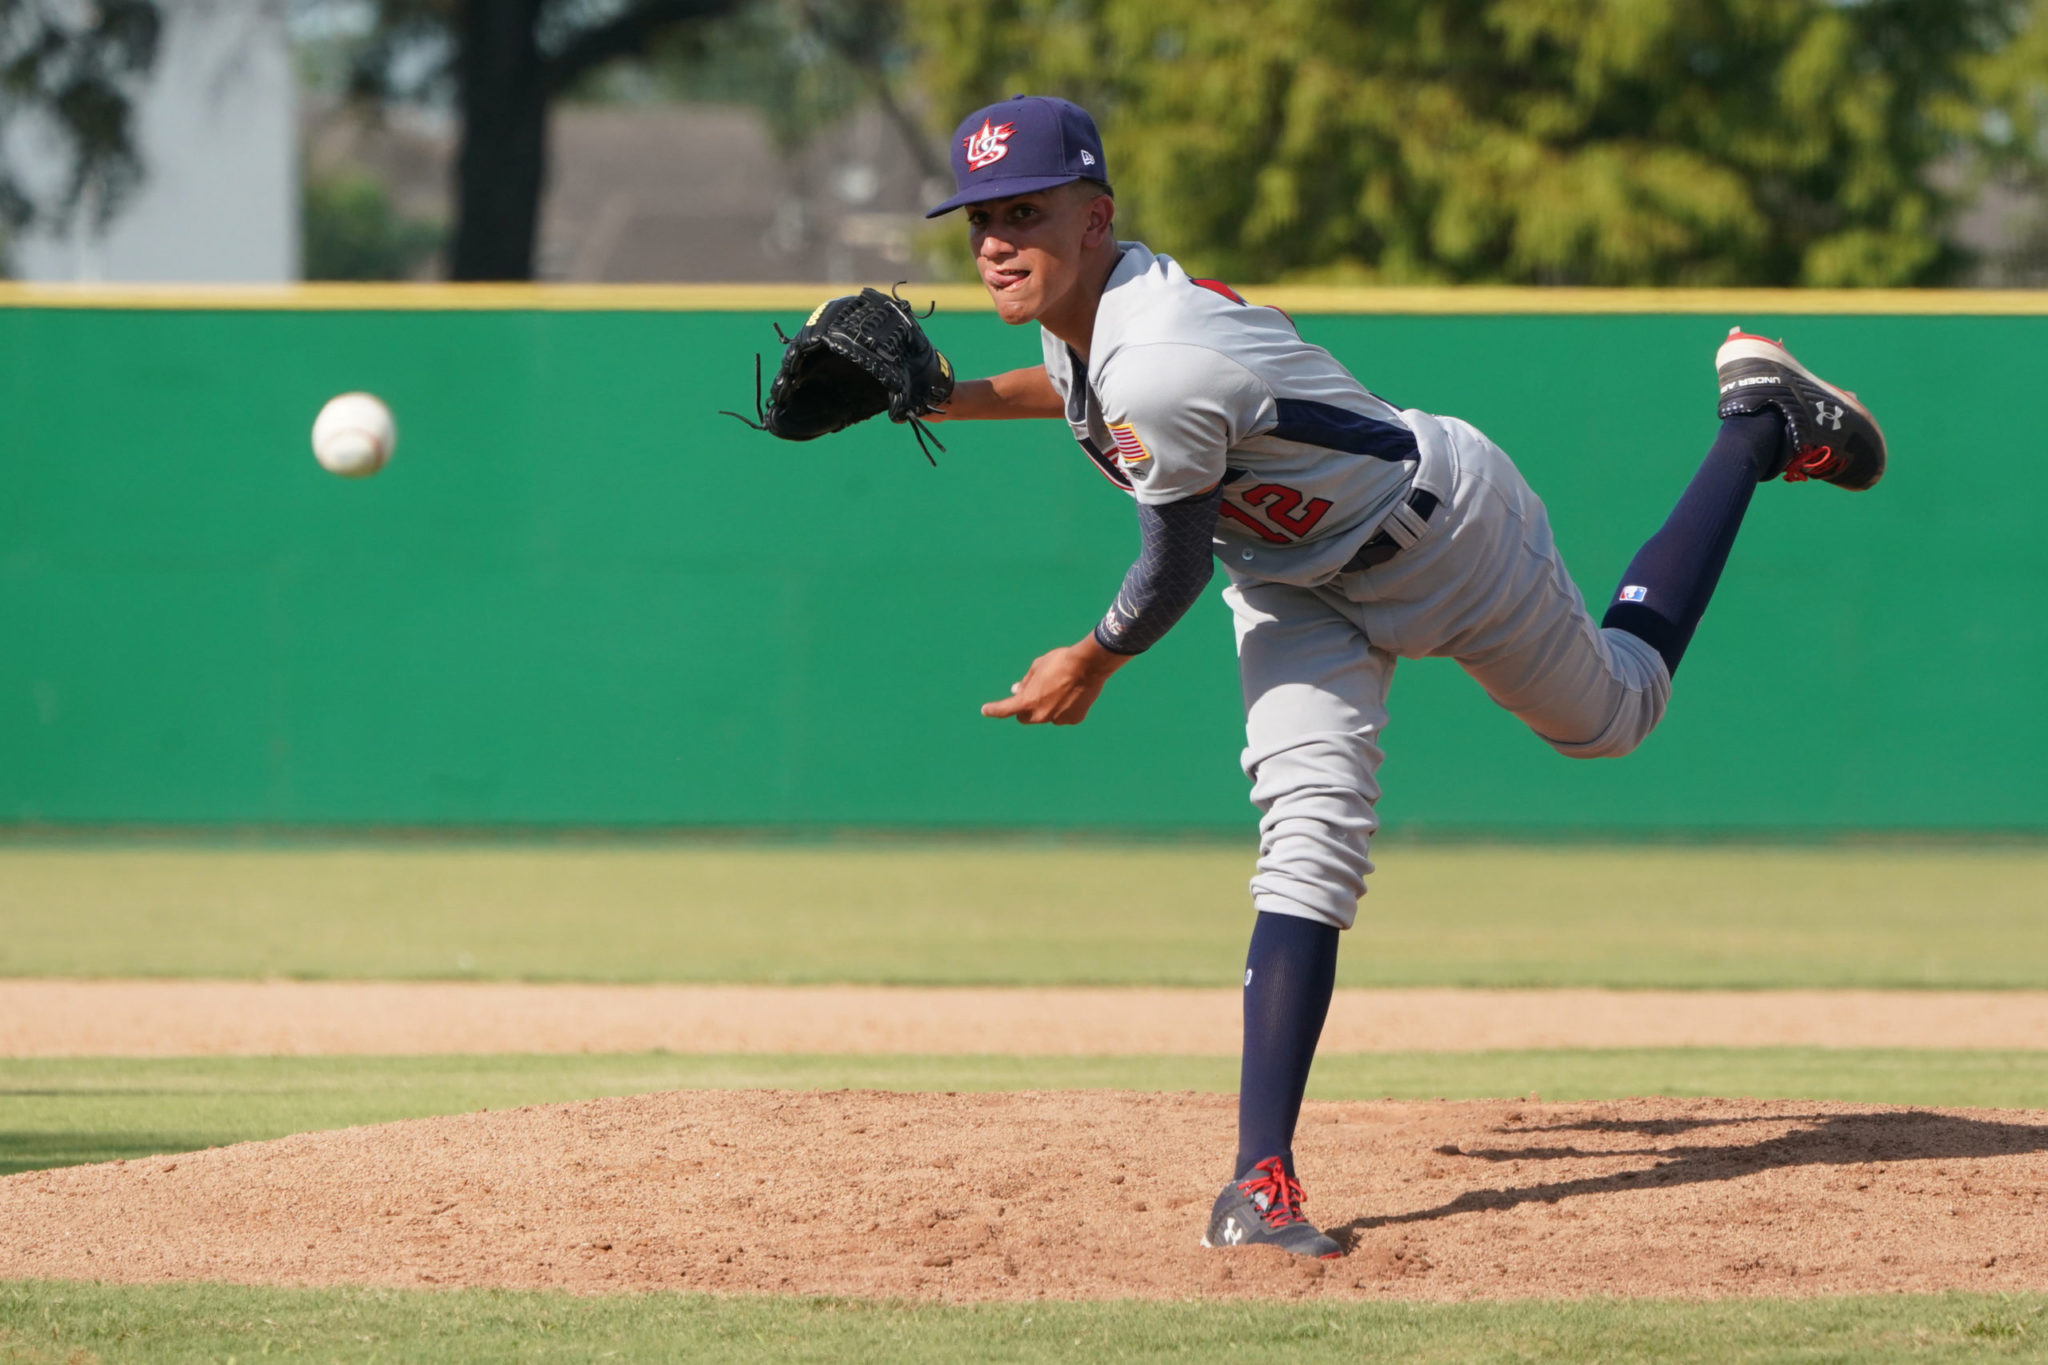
{"left": 311, "top": 392, "right": 397, "bottom": 478}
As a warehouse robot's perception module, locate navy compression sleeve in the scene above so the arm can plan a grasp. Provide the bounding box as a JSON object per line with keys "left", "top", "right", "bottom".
{"left": 1093, "top": 486, "right": 1224, "bottom": 656}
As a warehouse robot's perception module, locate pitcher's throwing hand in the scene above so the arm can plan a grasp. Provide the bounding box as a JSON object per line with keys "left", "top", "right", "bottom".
{"left": 980, "top": 635, "right": 1128, "bottom": 725}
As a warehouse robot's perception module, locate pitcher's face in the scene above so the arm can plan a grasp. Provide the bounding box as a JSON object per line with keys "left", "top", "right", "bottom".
{"left": 966, "top": 186, "right": 1116, "bottom": 326}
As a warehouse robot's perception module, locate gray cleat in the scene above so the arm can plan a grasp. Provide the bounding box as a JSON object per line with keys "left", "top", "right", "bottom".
{"left": 1715, "top": 327, "right": 1886, "bottom": 490}
{"left": 1201, "top": 1156, "right": 1343, "bottom": 1259}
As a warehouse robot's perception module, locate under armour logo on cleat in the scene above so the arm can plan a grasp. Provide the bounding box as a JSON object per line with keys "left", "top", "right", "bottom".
{"left": 1816, "top": 400, "right": 1844, "bottom": 430}
{"left": 1222, "top": 1217, "right": 1246, "bottom": 1245}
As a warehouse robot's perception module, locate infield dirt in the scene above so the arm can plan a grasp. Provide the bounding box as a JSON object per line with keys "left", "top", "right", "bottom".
{"left": 6, "top": 1089, "right": 2048, "bottom": 1302}
{"left": 8, "top": 980, "right": 2048, "bottom": 1054}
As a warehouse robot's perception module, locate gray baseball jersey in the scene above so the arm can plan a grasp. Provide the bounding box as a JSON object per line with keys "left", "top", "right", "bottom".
{"left": 1041, "top": 244, "right": 1419, "bottom": 586}
{"left": 1038, "top": 241, "right": 1672, "bottom": 931}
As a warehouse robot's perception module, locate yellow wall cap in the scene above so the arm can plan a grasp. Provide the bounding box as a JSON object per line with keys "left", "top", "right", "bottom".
{"left": 3, "top": 280, "right": 2047, "bottom": 315}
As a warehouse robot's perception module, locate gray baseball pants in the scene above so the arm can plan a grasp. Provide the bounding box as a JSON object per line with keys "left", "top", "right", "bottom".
{"left": 1227, "top": 413, "right": 1672, "bottom": 930}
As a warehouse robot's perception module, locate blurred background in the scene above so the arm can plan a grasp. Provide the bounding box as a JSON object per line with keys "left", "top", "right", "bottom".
{"left": 2, "top": 0, "right": 2044, "bottom": 838}
{"left": 8, "top": 0, "right": 2048, "bottom": 287}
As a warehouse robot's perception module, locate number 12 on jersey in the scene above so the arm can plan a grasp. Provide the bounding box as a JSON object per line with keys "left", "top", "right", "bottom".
{"left": 1218, "top": 483, "right": 1333, "bottom": 544}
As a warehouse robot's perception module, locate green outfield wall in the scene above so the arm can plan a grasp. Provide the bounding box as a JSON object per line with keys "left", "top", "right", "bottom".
{"left": 1, "top": 294, "right": 2040, "bottom": 832}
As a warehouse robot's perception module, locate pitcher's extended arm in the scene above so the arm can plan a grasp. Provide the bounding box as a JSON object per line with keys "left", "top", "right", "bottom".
{"left": 932, "top": 366, "right": 1064, "bottom": 421}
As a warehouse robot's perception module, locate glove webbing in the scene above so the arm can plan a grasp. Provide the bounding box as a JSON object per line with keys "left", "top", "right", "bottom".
{"left": 719, "top": 299, "right": 948, "bottom": 466}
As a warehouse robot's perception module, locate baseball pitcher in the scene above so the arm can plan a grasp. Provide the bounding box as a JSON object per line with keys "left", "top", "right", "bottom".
{"left": 744, "top": 94, "right": 1884, "bottom": 1259}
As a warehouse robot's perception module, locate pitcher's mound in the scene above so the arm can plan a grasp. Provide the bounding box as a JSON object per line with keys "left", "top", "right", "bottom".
{"left": 6, "top": 1090, "right": 2048, "bottom": 1302}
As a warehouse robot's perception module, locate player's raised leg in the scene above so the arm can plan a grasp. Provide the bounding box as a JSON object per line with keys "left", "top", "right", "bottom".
{"left": 1332, "top": 418, "right": 1673, "bottom": 760}
{"left": 1431, "top": 329, "right": 1885, "bottom": 755}
{"left": 1600, "top": 329, "right": 1886, "bottom": 676}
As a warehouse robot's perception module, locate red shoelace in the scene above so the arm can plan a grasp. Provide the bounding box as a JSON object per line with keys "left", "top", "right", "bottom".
{"left": 1784, "top": 445, "right": 1846, "bottom": 482}
{"left": 1236, "top": 1157, "right": 1310, "bottom": 1229}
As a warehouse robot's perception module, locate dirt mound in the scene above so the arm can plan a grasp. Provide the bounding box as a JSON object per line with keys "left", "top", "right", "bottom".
{"left": 6, "top": 1090, "right": 2048, "bottom": 1302}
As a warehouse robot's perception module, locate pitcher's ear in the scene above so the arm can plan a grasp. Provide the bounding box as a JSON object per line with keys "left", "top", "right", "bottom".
{"left": 1084, "top": 188, "right": 1117, "bottom": 244}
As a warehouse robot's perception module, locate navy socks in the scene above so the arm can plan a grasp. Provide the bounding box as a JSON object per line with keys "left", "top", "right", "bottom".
{"left": 1601, "top": 411, "right": 1786, "bottom": 677}
{"left": 1234, "top": 910, "right": 1341, "bottom": 1179}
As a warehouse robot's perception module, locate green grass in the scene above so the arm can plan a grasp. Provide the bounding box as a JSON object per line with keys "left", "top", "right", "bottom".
{"left": 1, "top": 842, "right": 2045, "bottom": 987}
{"left": 10, "top": 845, "right": 2043, "bottom": 1362}
{"left": 7, "top": 1048, "right": 2048, "bottom": 1176}
{"left": 6, "top": 1281, "right": 2048, "bottom": 1363}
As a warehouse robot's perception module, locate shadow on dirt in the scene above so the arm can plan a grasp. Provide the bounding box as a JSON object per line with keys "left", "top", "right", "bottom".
{"left": 1337, "top": 1109, "right": 2048, "bottom": 1237}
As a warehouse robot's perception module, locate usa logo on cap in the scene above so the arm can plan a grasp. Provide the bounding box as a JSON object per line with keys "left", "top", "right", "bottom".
{"left": 926, "top": 95, "right": 1110, "bottom": 218}
{"left": 963, "top": 119, "right": 1016, "bottom": 171}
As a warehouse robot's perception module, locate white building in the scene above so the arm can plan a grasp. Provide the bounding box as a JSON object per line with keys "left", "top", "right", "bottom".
{"left": 8, "top": 0, "right": 296, "bottom": 283}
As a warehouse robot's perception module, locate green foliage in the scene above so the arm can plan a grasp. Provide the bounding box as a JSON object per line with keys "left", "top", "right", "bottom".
{"left": 599, "top": 0, "right": 943, "bottom": 174}
{"left": 592, "top": 0, "right": 870, "bottom": 153}
{"left": 301, "top": 171, "right": 443, "bottom": 280}
{"left": 1957, "top": 0, "right": 2048, "bottom": 282}
{"left": 9, "top": 1281, "right": 2048, "bottom": 1364}
{"left": 911, "top": 0, "right": 2043, "bottom": 285}
{"left": 0, "top": 0, "right": 161, "bottom": 233}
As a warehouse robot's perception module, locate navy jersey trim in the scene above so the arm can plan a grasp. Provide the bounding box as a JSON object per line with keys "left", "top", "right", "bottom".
{"left": 1067, "top": 341, "right": 1136, "bottom": 490}
{"left": 1078, "top": 435, "right": 1134, "bottom": 489}
{"left": 1268, "top": 398, "right": 1419, "bottom": 462}
{"left": 1064, "top": 345, "right": 1091, "bottom": 424}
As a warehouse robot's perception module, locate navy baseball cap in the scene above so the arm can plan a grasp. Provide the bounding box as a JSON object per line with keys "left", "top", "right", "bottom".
{"left": 925, "top": 95, "right": 1109, "bottom": 218}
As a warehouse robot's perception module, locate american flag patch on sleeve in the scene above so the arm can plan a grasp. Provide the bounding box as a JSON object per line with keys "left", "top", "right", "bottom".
{"left": 1107, "top": 423, "right": 1151, "bottom": 464}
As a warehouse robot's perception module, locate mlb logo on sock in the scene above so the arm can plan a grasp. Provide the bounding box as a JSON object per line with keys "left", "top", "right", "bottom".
{"left": 1620, "top": 585, "right": 1649, "bottom": 603}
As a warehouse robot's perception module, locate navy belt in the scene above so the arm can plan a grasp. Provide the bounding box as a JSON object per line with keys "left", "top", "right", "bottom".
{"left": 1341, "top": 487, "right": 1439, "bottom": 573}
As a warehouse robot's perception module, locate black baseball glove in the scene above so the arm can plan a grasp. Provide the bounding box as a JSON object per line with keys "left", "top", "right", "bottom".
{"left": 723, "top": 287, "right": 956, "bottom": 464}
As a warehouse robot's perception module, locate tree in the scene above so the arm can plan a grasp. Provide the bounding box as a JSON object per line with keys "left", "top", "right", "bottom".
{"left": 910, "top": 0, "right": 2046, "bottom": 286}
{"left": 302, "top": 170, "right": 444, "bottom": 280}
{"left": 606, "top": 0, "right": 924, "bottom": 164}
{"left": 0, "top": 0, "right": 161, "bottom": 257}
{"left": 794, "top": 0, "right": 945, "bottom": 182}
{"left": 342, "top": 0, "right": 749, "bottom": 280}
{"left": 1957, "top": 0, "right": 2048, "bottom": 282}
